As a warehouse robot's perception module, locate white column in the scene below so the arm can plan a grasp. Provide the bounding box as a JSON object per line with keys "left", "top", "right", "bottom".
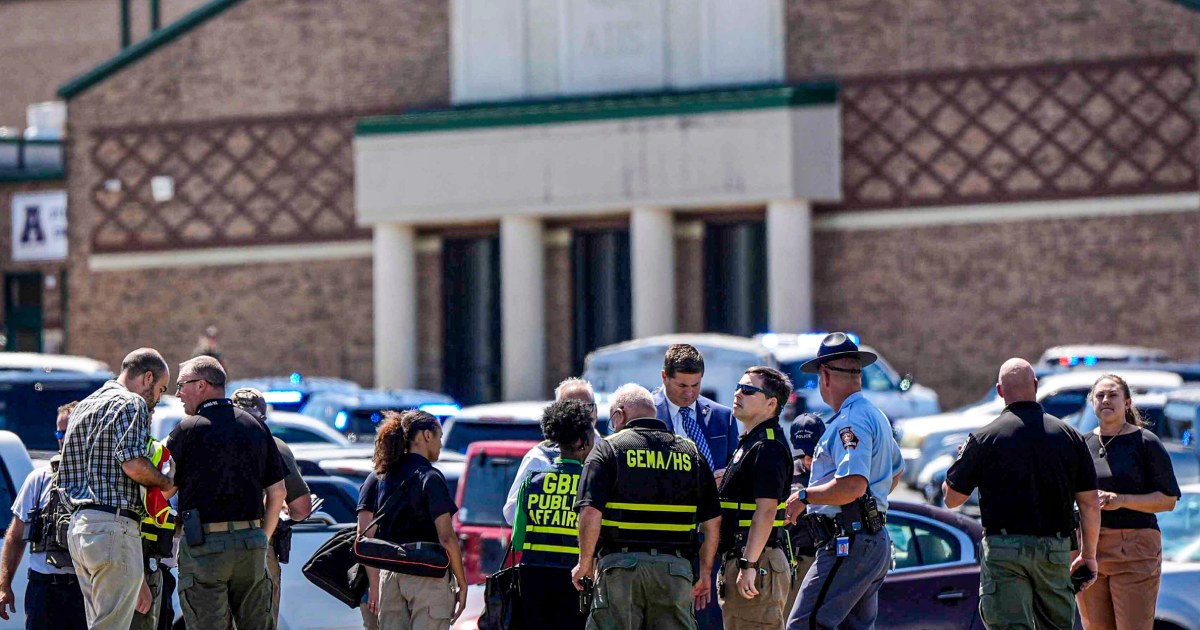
{"left": 373, "top": 223, "right": 417, "bottom": 389}
{"left": 631, "top": 206, "right": 676, "bottom": 338}
{"left": 767, "top": 200, "right": 813, "bottom": 332}
{"left": 501, "top": 216, "right": 545, "bottom": 400}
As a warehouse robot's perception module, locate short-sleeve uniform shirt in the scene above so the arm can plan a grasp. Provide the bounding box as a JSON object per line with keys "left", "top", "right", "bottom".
{"left": 274, "top": 438, "right": 310, "bottom": 504}
{"left": 947, "top": 401, "right": 1097, "bottom": 535}
{"left": 356, "top": 453, "right": 457, "bottom": 544}
{"left": 166, "top": 398, "right": 287, "bottom": 523}
{"left": 58, "top": 381, "right": 152, "bottom": 515}
{"left": 807, "top": 392, "right": 904, "bottom": 516}
{"left": 11, "top": 467, "right": 73, "bottom": 575}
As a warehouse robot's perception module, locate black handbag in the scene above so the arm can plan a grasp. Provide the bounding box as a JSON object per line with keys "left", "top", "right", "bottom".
{"left": 352, "top": 472, "right": 451, "bottom": 578}
{"left": 302, "top": 526, "right": 369, "bottom": 608}
{"left": 478, "top": 539, "right": 519, "bottom": 630}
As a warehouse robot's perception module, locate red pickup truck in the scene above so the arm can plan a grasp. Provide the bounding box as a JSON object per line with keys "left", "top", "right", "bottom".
{"left": 453, "top": 440, "right": 538, "bottom": 585}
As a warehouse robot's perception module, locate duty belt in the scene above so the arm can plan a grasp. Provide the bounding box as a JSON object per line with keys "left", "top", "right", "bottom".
{"left": 80, "top": 504, "right": 140, "bottom": 523}
{"left": 599, "top": 545, "right": 687, "bottom": 559}
{"left": 202, "top": 519, "right": 262, "bottom": 533}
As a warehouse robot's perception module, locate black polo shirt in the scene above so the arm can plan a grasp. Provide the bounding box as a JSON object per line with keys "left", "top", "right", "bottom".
{"left": 356, "top": 453, "right": 457, "bottom": 544}
{"left": 1085, "top": 428, "right": 1180, "bottom": 530}
{"left": 166, "top": 398, "right": 287, "bottom": 524}
{"left": 947, "top": 401, "right": 1097, "bottom": 535}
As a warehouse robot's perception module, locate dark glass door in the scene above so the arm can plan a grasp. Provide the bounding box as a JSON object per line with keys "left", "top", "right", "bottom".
{"left": 703, "top": 221, "right": 767, "bottom": 337}
{"left": 572, "top": 229, "right": 631, "bottom": 373}
{"left": 4, "top": 273, "right": 43, "bottom": 352}
{"left": 443, "top": 237, "right": 502, "bottom": 405}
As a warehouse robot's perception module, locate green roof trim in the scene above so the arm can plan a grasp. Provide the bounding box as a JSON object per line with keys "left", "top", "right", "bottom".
{"left": 356, "top": 83, "right": 838, "bottom": 136}
{"left": 58, "top": 0, "right": 245, "bottom": 99}
{"left": 0, "top": 170, "right": 64, "bottom": 183}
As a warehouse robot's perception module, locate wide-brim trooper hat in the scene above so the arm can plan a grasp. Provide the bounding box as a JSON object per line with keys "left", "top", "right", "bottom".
{"left": 799, "top": 332, "right": 878, "bottom": 374}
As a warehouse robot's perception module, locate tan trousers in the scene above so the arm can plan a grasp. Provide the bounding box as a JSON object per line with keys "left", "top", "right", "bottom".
{"left": 1077, "top": 528, "right": 1162, "bottom": 630}
{"left": 67, "top": 509, "right": 144, "bottom": 630}
{"left": 377, "top": 570, "right": 454, "bottom": 630}
{"left": 784, "top": 554, "right": 816, "bottom": 618}
{"left": 720, "top": 547, "right": 791, "bottom": 629}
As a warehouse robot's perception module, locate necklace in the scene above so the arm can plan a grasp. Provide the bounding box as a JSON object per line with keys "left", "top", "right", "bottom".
{"left": 1097, "top": 427, "right": 1126, "bottom": 458}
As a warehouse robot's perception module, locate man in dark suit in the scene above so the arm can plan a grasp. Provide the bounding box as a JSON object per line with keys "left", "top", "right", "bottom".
{"left": 653, "top": 343, "right": 737, "bottom": 629}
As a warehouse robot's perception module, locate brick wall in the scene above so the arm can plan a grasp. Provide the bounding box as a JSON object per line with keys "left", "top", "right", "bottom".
{"left": 416, "top": 237, "right": 443, "bottom": 392}
{"left": 544, "top": 230, "right": 573, "bottom": 396}
{"left": 0, "top": 0, "right": 206, "bottom": 127}
{"left": 62, "top": 0, "right": 451, "bottom": 383}
{"left": 786, "top": 0, "right": 1200, "bottom": 81}
{"left": 813, "top": 208, "right": 1200, "bottom": 408}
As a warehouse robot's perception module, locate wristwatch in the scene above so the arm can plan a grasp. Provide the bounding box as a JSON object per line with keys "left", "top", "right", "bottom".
{"left": 737, "top": 557, "right": 758, "bottom": 570}
{"left": 796, "top": 489, "right": 809, "bottom": 505}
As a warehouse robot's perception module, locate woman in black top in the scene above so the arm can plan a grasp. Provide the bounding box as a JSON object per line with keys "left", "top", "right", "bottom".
{"left": 356, "top": 410, "right": 467, "bottom": 629}
{"left": 1077, "top": 374, "right": 1180, "bottom": 630}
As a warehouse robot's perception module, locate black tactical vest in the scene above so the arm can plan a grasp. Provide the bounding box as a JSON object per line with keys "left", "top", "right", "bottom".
{"left": 599, "top": 421, "right": 704, "bottom": 554}
{"left": 717, "top": 420, "right": 791, "bottom": 553}
{"left": 518, "top": 459, "right": 583, "bottom": 568}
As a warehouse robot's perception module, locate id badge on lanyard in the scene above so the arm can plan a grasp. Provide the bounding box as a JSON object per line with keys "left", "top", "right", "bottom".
{"left": 836, "top": 536, "right": 850, "bottom": 557}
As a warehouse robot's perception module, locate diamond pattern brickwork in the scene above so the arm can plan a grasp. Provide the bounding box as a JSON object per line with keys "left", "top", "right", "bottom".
{"left": 88, "top": 113, "right": 369, "bottom": 253}
{"left": 831, "top": 54, "right": 1199, "bottom": 211}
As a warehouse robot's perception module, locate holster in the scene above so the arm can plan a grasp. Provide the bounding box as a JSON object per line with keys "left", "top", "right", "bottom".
{"left": 273, "top": 520, "right": 294, "bottom": 564}
{"left": 840, "top": 495, "right": 885, "bottom": 535}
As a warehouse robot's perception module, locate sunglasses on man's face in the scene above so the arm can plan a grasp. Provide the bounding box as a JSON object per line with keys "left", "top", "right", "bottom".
{"left": 734, "top": 383, "right": 766, "bottom": 397}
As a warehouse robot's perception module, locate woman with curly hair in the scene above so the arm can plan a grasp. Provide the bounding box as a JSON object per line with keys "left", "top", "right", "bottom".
{"left": 356, "top": 410, "right": 467, "bottom": 629}
{"left": 509, "top": 399, "right": 596, "bottom": 628}
{"left": 1077, "top": 374, "right": 1180, "bottom": 630}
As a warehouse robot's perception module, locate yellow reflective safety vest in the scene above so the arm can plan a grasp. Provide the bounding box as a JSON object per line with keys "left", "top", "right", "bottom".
{"left": 598, "top": 419, "right": 705, "bottom": 554}
{"left": 716, "top": 420, "right": 791, "bottom": 554}
{"left": 514, "top": 458, "right": 583, "bottom": 568}
{"left": 141, "top": 438, "right": 175, "bottom": 559}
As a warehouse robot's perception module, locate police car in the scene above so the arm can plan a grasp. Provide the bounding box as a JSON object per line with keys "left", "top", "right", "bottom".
{"left": 298, "top": 388, "right": 460, "bottom": 443}
{"left": 757, "top": 333, "right": 941, "bottom": 422}
{"left": 227, "top": 373, "right": 362, "bottom": 413}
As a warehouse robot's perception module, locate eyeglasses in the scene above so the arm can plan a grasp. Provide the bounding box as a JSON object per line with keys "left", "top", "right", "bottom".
{"left": 734, "top": 383, "right": 767, "bottom": 397}
{"left": 54, "top": 430, "right": 66, "bottom": 441}
{"left": 175, "top": 378, "right": 205, "bottom": 394}
{"left": 821, "top": 364, "right": 862, "bottom": 375}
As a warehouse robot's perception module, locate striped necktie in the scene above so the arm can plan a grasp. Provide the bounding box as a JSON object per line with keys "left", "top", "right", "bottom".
{"left": 680, "top": 406, "right": 714, "bottom": 469}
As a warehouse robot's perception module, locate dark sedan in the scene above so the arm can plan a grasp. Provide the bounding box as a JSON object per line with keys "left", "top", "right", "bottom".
{"left": 881, "top": 501, "right": 984, "bottom": 629}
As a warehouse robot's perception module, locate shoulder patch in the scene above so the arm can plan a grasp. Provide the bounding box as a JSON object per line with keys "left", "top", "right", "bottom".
{"left": 839, "top": 426, "right": 859, "bottom": 450}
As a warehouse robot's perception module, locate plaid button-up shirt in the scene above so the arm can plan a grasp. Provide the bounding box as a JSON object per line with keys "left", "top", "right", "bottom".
{"left": 58, "top": 380, "right": 151, "bottom": 517}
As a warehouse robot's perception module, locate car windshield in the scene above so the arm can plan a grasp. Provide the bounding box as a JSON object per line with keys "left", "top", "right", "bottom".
{"left": 781, "top": 361, "right": 895, "bottom": 394}
{"left": 1160, "top": 490, "right": 1200, "bottom": 562}
{"left": 443, "top": 420, "right": 545, "bottom": 454}
{"left": 458, "top": 452, "right": 524, "bottom": 526}
{"left": 306, "top": 479, "right": 359, "bottom": 524}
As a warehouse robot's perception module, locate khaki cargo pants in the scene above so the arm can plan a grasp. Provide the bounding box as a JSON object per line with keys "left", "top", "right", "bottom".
{"left": 178, "top": 528, "right": 276, "bottom": 630}
{"left": 980, "top": 535, "right": 1075, "bottom": 629}
{"left": 720, "top": 546, "right": 791, "bottom": 629}
{"left": 377, "top": 570, "right": 455, "bottom": 630}
{"left": 587, "top": 551, "right": 696, "bottom": 630}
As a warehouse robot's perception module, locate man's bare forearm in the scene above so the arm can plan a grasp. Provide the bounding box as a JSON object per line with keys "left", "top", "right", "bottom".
{"left": 263, "top": 481, "right": 285, "bottom": 540}
{"left": 743, "top": 500, "right": 779, "bottom": 562}
{"left": 0, "top": 522, "right": 26, "bottom": 589}
{"left": 1076, "top": 490, "right": 1100, "bottom": 559}
{"left": 808, "top": 475, "right": 868, "bottom": 507}
{"left": 698, "top": 517, "right": 720, "bottom": 575}
{"left": 121, "top": 457, "right": 172, "bottom": 491}
{"left": 577, "top": 507, "right": 602, "bottom": 564}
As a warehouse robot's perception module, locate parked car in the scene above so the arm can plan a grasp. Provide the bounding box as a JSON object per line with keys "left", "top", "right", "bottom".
{"left": 0, "top": 430, "right": 40, "bottom": 628}
{"left": 1155, "top": 562, "right": 1200, "bottom": 630}
{"left": 308, "top": 456, "right": 466, "bottom": 500}
{"left": 299, "top": 388, "right": 459, "bottom": 443}
{"left": 1160, "top": 483, "right": 1200, "bottom": 564}
{"left": 453, "top": 440, "right": 537, "bottom": 586}
{"left": 441, "top": 401, "right": 612, "bottom": 455}
{"left": 895, "top": 370, "right": 1184, "bottom": 489}
{"left": 0, "top": 353, "right": 111, "bottom": 452}
{"left": 758, "top": 332, "right": 941, "bottom": 422}
{"left": 301, "top": 475, "right": 362, "bottom": 525}
{"left": 1038, "top": 344, "right": 1170, "bottom": 370}
{"left": 227, "top": 374, "right": 361, "bottom": 413}
{"left": 582, "top": 333, "right": 775, "bottom": 408}
{"left": 150, "top": 395, "right": 356, "bottom": 451}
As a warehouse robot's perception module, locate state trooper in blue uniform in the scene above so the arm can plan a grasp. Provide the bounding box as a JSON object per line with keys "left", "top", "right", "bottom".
{"left": 783, "top": 333, "right": 904, "bottom": 629}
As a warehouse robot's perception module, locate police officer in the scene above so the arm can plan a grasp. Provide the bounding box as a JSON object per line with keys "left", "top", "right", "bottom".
{"left": 784, "top": 414, "right": 825, "bottom": 614}
{"left": 510, "top": 399, "right": 595, "bottom": 628}
{"left": 573, "top": 383, "right": 722, "bottom": 630}
{"left": 0, "top": 402, "right": 86, "bottom": 629}
{"left": 784, "top": 333, "right": 903, "bottom": 629}
{"left": 942, "top": 358, "right": 1100, "bottom": 628}
{"left": 717, "top": 367, "right": 794, "bottom": 628}
{"left": 231, "top": 387, "right": 314, "bottom": 627}
{"left": 165, "top": 356, "right": 287, "bottom": 629}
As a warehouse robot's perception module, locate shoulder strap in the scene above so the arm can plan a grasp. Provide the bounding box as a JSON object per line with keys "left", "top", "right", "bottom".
{"left": 362, "top": 469, "right": 423, "bottom": 534}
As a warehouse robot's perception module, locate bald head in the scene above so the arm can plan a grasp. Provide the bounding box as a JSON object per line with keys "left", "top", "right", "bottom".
{"left": 997, "top": 358, "right": 1037, "bottom": 404}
